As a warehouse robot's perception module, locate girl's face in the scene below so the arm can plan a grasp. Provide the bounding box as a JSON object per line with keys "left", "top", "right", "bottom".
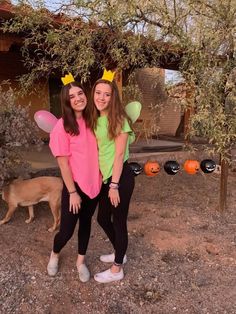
{"left": 94, "top": 83, "right": 112, "bottom": 116}
{"left": 69, "top": 86, "right": 87, "bottom": 117}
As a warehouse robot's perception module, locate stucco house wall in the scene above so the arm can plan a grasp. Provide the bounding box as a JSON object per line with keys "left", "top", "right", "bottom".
{"left": 135, "top": 67, "right": 181, "bottom": 138}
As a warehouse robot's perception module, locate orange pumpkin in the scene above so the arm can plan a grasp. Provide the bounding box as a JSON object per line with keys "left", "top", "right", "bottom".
{"left": 144, "top": 160, "right": 160, "bottom": 177}
{"left": 183, "top": 159, "right": 200, "bottom": 174}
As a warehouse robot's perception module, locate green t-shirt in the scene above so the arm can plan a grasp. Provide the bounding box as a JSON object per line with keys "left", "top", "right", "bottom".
{"left": 95, "top": 116, "right": 135, "bottom": 182}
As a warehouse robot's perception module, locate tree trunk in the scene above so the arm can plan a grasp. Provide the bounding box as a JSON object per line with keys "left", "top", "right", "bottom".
{"left": 219, "top": 159, "right": 229, "bottom": 211}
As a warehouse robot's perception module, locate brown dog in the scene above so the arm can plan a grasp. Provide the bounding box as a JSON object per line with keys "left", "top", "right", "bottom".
{"left": 1, "top": 176, "right": 63, "bottom": 232}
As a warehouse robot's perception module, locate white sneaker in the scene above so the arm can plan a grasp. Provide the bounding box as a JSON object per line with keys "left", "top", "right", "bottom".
{"left": 47, "top": 252, "right": 59, "bottom": 276}
{"left": 94, "top": 268, "right": 124, "bottom": 283}
{"left": 99, "top": 253, "right": 127, "bottom": 264}
{"left": 77, "top": 264, "right": 90, "bottom": 283}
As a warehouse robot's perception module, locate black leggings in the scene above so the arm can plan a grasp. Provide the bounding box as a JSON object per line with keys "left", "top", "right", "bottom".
{"left": 53, "top": 182, "right": 99, "bottom": 255}
{"left": 97, "top": 162, "right": 135, "bottom": 264}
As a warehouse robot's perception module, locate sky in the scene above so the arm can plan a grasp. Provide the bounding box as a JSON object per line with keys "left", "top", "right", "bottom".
{"left": 43, "top": 0, "right": 64, "bottom": 11}
{"left": 165, "top": 70, "right": 183, "bottom": 85}
{"left": 12, "top": 0, "right": 66, "bottom": 10}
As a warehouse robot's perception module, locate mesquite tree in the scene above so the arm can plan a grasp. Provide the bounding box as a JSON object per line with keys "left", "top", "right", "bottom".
{"left": 1, "top": 0, "right": 236, "bottom": 209}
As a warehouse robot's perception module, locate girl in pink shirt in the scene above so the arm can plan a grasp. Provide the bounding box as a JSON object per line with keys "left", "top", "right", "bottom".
{"left": 47, "top": 81, "right": 102, "bottom": 282}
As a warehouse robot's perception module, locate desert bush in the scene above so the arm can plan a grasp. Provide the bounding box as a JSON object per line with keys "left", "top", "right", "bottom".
{"left": 0, "top": 86, "right": 42, "bottom": 187}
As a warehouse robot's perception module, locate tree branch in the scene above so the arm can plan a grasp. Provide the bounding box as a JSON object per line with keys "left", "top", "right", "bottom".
{"left": 136, "top": 7, "right": 164, "bottom": 28}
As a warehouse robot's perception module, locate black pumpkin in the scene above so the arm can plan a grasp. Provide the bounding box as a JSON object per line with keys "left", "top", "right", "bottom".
{"left": 200, "top": 159, "right": 216, "bottom": 173}
{"left": 129, "top": 162, "right": 142, "bottom": 176}
{"left": 164, "top": 160, "right": 180, "bottom": 175}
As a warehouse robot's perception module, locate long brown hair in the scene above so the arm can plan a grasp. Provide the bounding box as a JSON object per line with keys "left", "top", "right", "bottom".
{"left": 88, "top": 79, "right": 133, "bottom": 139}
{"left": 60, "top": 81, "right": 89, "bottom": 135}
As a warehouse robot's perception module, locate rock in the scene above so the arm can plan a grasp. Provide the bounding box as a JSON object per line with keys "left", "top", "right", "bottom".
{"left": 205, "top": 243, "right": 220, "bottom": 255}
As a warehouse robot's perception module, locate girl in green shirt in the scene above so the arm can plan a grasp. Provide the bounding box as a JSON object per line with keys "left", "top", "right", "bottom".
{"left": 88, "top": 73, "right": 135, "bottom": 283}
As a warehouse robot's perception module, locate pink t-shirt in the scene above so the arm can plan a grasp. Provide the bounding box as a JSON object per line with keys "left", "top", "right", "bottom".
{"left": 49, "top": 117, "right": 102, "bottom": 199}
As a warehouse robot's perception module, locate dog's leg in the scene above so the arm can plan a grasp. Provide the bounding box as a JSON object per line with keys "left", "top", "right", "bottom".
{"left": 0, "top": 204, "right": 17, "bottom": 225}
{"left": 25, "top": 205, "right": 34, "bottom": 224}
{"left": 48, "top": 200, "right": 60, "bottom": 232}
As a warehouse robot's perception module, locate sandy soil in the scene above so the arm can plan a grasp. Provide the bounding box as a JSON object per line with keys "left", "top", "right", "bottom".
{"left": 0, "top": 166, "right": 236, "bottom": 314}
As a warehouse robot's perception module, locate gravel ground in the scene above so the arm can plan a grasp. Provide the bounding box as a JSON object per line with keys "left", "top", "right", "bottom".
{"left": 0, "top": 166, "right": 236, "bottom": 314}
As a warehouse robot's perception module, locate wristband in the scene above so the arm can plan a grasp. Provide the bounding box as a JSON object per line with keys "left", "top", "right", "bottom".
{"left": 69, "top": 190, "right": 77, "bottom": 194}
{"left": 111, "top": 181, "right": 119, "bottom": 185}
{"left": 109, "top": 183, "right": 119, "bottom": 189}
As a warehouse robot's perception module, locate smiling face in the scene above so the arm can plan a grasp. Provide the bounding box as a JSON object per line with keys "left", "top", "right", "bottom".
{"left": 200, "top": 159, "right": 216, "bottom": 173}
{"left": 94, "top": 82, "right": 112, "bottom": 116}
{"left": 129, "top": 162, "right": 143, "bottom": 176}
{"left": 184, "top": 160, "right": 200, "bottom": 174}
{"left": 69, "top": 86, "right": 87, "bottom": 118}
{"left": 164, "top": 160, "right": 180, "bottom": 175}
{"left": 144, "top": 161, "right": 160, "bottom": 177}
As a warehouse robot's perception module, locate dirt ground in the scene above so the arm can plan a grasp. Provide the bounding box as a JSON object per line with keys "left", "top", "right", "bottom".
{"left": 0, "top": 165, "right": 236, "bottom": 314}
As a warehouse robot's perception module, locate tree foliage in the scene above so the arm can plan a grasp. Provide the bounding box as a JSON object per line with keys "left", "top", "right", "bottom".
{"left": 1, "top": 1, "right": 180, "bottom": 85}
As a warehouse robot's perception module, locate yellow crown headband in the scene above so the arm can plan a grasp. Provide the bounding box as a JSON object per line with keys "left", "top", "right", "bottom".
{"left": 101, "top": 68, "right": 116, "bottom": 82}
{"left": 61, "top": 72, "right": 75, "bottom": 85}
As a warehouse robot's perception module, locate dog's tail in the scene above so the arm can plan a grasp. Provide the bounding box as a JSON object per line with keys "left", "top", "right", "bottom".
{"left": 2, "top": 185, "right": 9, "bottom": 202}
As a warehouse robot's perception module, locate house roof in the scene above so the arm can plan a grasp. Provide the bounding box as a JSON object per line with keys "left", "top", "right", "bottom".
{"left": 0, "top": 1, "right": 14, "bottom": 19}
